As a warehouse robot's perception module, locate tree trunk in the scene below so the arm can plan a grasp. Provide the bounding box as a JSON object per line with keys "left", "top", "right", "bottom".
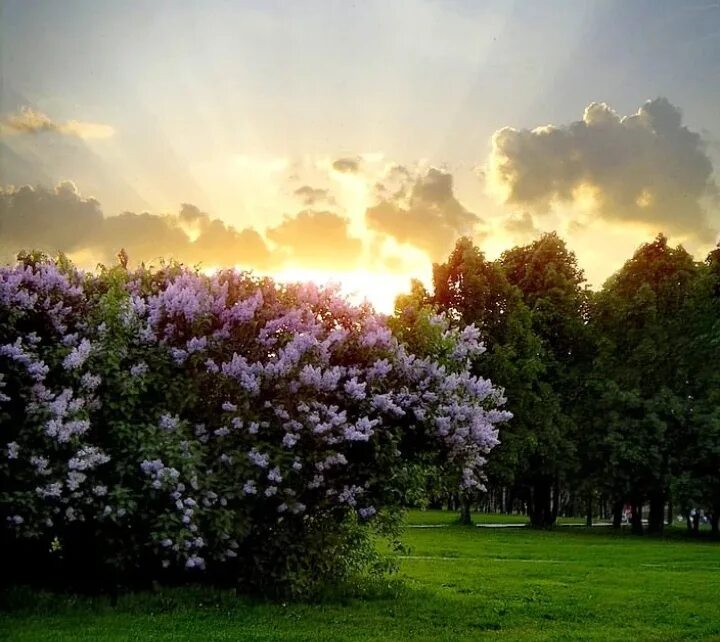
{"left": 692, "top": 513, "right": 700, "bottom": 534}
{"left": 526, "top": 478, "right": 559, "bottom": 528}
{"left": 647, "top": 494, "right": 665, "bottom": 534}
{"left": 505, "top": 487, "right": 515, "bottom": 514}
{"left": 612, "top": 500, "right": 623, "bottom": 529}
{"left": 459, "top": 495, "right": 472, "bottom": 525}
{"left": 667, "top": 500, "right": 673, "bottom": 526}
{"left": 585, "top": 495, "right": 593, "bottom": 528}
{"left": 631, "top": 503, "right": 644, "bottom": 535}
{"left": 550, "top": 483, "right": 560, "bottom": 525}
{"left": 529, "top": 480, "right": 550, "bottom": 528}
{"left": 710, "top": 513, "right": 719, "bottom": 537}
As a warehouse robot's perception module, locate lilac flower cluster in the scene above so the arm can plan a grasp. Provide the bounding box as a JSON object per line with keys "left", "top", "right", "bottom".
{"left": 1, "top": 257, "right": 510, "bottom": 585}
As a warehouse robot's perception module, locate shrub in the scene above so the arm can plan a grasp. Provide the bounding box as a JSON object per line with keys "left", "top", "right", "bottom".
{"left": 0, "top": 253, "right": 510, "bottom": 597}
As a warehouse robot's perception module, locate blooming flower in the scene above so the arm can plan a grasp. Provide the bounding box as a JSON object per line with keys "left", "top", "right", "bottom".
{"left": 159, "top": 413, "right": 179, "bottom": 432}
{"left": 63, "top": 338, "right": 92, "bottom": 370}
{"left": 247, "top": 448, "right": 269, "bottom": 468}
{"left": 6, "top": 441, "right": 19, "bottom": 460}
{"left": 130, "top": 362, "right": 148, "bottom": 377}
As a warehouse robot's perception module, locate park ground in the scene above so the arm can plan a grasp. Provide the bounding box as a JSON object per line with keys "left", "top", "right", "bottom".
{"left": 2, "top": 510, "right": 719, "bottom": 641}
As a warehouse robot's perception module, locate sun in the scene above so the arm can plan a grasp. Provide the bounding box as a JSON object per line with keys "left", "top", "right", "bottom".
{"left": 199, "top": 264, "right": 430, "bottom": 315}
{"left": 270, "top": 267, "right": 422, "bottom": 315}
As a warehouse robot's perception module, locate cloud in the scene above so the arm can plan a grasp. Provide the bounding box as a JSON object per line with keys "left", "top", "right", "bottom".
{"left": 487, "top": 98, "right": 718, "bottom": 240}
{"left": 0, "top": 182, "right": 270, "bottom": 268}
{"left": 366, "top": 167, "right": 480, "bottom": 260}
{"left": 293, "top": 185, "right": 335, "bottom": 207}
{"left": 0, "top": 181, "right": 104, "bottom": 255}
{"left": 332, "top": 157, "right": 362, "bottom": 174}
{"left": 503, "top": 211, "right": 540, "bottom": 241}
{"left": 0, "top": 107, "right": 115, "bottom": 140}
{"left": 267, "top": 210, "right": 362, "bottom": 269}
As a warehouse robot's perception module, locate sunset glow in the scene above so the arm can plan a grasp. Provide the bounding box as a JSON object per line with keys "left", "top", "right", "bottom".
{"left": 270, "top": 267, "right": 431, "bottom": 315}
{"left": 1, "top": 0, "right": 718, "bottom": 302}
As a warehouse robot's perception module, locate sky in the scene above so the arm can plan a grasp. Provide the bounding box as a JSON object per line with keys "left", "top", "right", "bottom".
{"left": 1, "top": 0, "right": 719, "bottom": 312}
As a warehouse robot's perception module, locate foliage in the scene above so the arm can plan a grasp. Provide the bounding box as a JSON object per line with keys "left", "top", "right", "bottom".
{"left": 417, "top": 233, "right": 719, "bottom": 535}
{"left": 0, "top": 253, "right": 510, "bottom": 597}
{"left": 591, "top": 235, "right": 704, "bottom": 532}
{"left": 427, "top": 235, "right": 590, "bottom": 527}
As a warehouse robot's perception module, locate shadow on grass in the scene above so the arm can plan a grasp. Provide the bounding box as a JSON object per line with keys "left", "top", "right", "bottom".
{"left": 0, "top": 582, "right": 516, "bottom": 639}
{"left": 0, "top": 575, "right": 410, "bottom": 615}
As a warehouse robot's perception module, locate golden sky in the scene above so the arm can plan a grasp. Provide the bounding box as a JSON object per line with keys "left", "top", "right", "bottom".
{"left": 1, "top": 1, "right": 719, "bottom": 312}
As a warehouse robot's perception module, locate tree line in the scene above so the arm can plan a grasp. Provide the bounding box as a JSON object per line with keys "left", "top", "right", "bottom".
{"left": 394, "top": 233, "right": 720, "bottom": 534}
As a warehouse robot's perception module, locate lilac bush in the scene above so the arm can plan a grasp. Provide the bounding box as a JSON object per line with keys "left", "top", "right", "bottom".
{"left": 0, "top": 252, "right": 510, "bottom": 596}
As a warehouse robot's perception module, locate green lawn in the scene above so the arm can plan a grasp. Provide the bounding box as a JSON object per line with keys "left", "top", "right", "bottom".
{"left": 2, "top": 510, "right": 719, "bottom": 641}
{"left": 404, "top": 509, "right": 587, "bottom": 526}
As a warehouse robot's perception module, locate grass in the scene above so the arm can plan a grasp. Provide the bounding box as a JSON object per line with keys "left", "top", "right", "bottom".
{"left": 2, "top": 510, "right": 719, "bottom": 641}
{"left": 404, "top": 509, "right": 587, "bottom": 526}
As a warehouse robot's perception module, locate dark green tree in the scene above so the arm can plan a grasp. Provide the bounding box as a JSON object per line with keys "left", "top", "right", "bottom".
{"left": 432, "top": 237, "right": 570, "bottom": 527}
{"left": 497, "top": 233, "right": 593, "bottom": 527}
{"left": 671, "top": 245, "right": 720, "bottom": 534}
{"left": 592, "top": 234, "right": 701, "bottom": 534}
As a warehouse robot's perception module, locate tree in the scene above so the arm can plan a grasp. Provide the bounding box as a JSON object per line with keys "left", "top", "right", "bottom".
{"left": 592, "top": 234, "right": 700, "bottom": 534}
{"left": 497, "top": 233, "right": 592, "bottom": 527}
{"left": 671, "top": 244, "right": 720, "bottom": 535}
{"left": 431, "top": 237, "right": 571, "bottom": 527}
